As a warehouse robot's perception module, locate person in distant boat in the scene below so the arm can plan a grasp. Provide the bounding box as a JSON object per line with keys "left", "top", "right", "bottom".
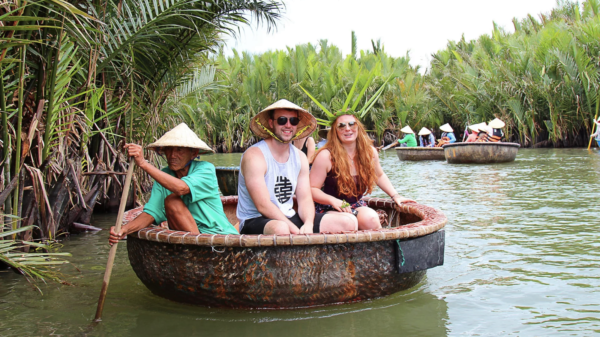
{"left": 465, "top": 125, "right": 480, "bottom": 143}
{"left": 489, "top": 118, "right": 506, "bottom": 142}
{"left": 316, "top": 128, "right": 329, "bottom": 149}
{"left": 476, "top": 128, "right": 491, "bottom": 142}
{"left": 237, "top": 99, "right": 356, "bottom": 235}
{"left": 396, "top": 126, "right": 417, "bottom": 147}
{"left": 592, "top": 117, "right": 600, "bottom": 147}
{"left": 310, "top": 112, "right": 415, "bottom": 230}
{"left": 108, "top": 124, "right": 237, "bottom": 245}
{"left": 293, "top": 135, "right": 315, "bottom": 164}
{"left": 418, "top": 127, "right": 436, "bottom": 147}
{"left": 436, "top": 123, "right": 456, "bottom": 147}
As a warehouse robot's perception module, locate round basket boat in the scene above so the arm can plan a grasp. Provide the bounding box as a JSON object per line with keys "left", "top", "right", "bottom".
{"left": 444, "top": 142, "right": 520, "bottom": 164}
{"left": 125, "top": 196, "right": 447, "bottom": 309}
{"left": 395, "top": 147, "right": 446, "bottom": 161}
{"left": 214, "top": 166, "right": 239, "bottom": 196}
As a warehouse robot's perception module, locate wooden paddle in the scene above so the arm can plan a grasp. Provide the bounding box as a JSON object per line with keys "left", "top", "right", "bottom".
{"left": 381, "top": 142, "right": 398, "bottom": 151}
{"left": 93, "top": 158, "right": 135, "bottom": 322}
{"left": 588, "top": 102, "right": 599, "bottom": 150}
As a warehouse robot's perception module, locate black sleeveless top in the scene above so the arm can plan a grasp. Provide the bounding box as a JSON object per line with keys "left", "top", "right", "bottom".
{"left": 322, "top": 170, "right": 362, "bottom": 204}
{"left": 300, "top": 138, "right": 309, "bottom": 156}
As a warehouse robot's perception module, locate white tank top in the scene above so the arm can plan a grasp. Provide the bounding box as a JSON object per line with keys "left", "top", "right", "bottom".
{"left": 236, "top": 140, "right": 301, "bottom": 231}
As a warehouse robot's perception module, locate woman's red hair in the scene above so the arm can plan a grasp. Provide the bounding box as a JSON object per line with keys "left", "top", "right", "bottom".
{"left": 316, "top": 115, "right": 377, "bottom": 198}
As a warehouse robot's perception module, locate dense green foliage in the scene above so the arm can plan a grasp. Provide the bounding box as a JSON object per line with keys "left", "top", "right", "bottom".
{"left": 188, "top": 0, "right": 600, "bottom": 150}
{"left": 184, "top": 41, "right": 427, "bottom": 151}
{"left": 0, "top": 0, "right": 282, "bottom": 282}
{"left": 427, "top": 0, "right": 600, "bottom": 146}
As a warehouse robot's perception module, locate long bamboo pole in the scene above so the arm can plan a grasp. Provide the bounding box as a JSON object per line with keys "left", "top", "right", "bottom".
{"left": 587, "top": 101, "right": 599, "bottom": 150}
{"left": 93, "top": 157, "right": 135, "bottom": 322}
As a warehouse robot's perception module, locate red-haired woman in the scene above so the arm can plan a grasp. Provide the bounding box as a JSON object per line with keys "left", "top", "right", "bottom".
{"left": 310, "top": 114, "right": 414, "bottom": 230}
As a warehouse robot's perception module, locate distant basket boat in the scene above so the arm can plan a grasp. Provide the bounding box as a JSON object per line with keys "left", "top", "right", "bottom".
{"left": 395, "top": 147, "right": 446, "bottom": 161}
{"left": 444, "top": 142, "right": 520, "bottom": 164}
{"left": 214, "top": 166, "right": 239, "bottom": 196}
{"left": 125, "top": 196, "right": 447, "bottom": 309}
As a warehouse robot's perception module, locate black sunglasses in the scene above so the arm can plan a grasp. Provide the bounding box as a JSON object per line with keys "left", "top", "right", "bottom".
{"left": 337, "top": 121, "right": 357, "bottom": 129}
{"left": 275, "top": 116, "right": 300, "bottom": 126}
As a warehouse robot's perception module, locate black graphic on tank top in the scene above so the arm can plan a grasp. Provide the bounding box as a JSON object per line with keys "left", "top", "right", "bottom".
{"left": 274, "top": 176, "right": 293, "bottom": 203}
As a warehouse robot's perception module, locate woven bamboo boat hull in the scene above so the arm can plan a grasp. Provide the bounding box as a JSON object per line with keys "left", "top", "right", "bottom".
{"left": 214, "top": 166, "right": 239, "bottom": 196}
{"left": 126, "top": 196, "right": 446, "bottom": 309}
{"left": 444, "top": 142, "right": 519, "bottom": 164}
{"left": 395, "top": 147, "right": 446, "bottom": 161}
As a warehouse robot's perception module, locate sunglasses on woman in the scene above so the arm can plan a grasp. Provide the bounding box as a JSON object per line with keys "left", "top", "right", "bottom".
{"left": 337, "top": 121, "right": 357, "bottom": 129}
{"left": 275, "top": 116, "right": 300, "bottom": 126}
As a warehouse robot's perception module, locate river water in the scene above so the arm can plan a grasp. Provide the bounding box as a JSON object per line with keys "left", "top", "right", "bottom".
{"left": 1, "top": 149, "right": 599, "bottom": 336}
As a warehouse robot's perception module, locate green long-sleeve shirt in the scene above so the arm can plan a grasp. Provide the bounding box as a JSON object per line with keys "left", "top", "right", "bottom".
{"left": 397, "top": 134, "right": 417, "bottom": 147}
{"left": 143, "top": 160, "right": 238, "bottom": 235}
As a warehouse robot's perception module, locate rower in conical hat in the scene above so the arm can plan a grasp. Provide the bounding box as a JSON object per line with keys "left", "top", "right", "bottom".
{"left": 488, "top": 118, "right": 506, "bottom": 142}
{"left": 147, "top": 123, "right": 213, "bottom": 154}
{"left": 418, "top": 127, "right": 436, "bottom": 148}
{"left": 108, "top": 123, "right": 238, "bottom": 247}
{"left": 438, "top": 123, "right": 456, "bottom": 145}
{"left": 592, "top": 116, "right": 600, "bottom": 147}
{"left": 466, "top": 123, "right": 481, "bottom": 143}
{"left": 397, "top": 125, "right": 417, "bottom": 147}
{"left": 475, "top": 122, "right": 491, "bottom": 142}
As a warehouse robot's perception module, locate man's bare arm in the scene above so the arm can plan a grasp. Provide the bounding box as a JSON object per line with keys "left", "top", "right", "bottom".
{"left": 242, "top": 147, "right": 295, "bottom": 228}
{"left": 295, "top": 152, "right": 315, "bottom": 233}
{"left": 109, "top": 212, "right": 155, "bottom": 245}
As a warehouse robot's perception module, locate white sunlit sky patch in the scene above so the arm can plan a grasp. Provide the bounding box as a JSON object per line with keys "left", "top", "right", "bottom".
{"left": 224, "top": 0, "right": 559, "bottom": 71}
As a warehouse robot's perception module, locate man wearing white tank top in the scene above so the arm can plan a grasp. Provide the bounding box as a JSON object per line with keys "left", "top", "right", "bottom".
{"left": 237, "top": 100, "right": 357, "bottom": 235}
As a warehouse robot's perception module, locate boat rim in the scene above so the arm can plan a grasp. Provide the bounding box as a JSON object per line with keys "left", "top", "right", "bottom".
{"left": 443, "top": 142, "right": 520, "bottom": 149}
{"left": 214, "top": 166, "right": 240, "bottom": 171}
{"left": 126, "top": 196, "right": 447, "bottom": 248}
{"left": 395, "top": 147, "right": 444, "bottom": 151}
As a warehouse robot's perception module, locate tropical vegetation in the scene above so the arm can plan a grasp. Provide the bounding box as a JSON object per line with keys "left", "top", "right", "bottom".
{"left": 0, "top": 0, "right": 283, "bottom": 282}
{"left": 186, "top": 0, "right": 600, "bottom": 150}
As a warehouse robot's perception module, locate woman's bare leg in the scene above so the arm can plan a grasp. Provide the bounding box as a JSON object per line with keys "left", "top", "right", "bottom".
{"left": 319, "top": 211, "right": 358, "bottom": 232}
{"left": 355, "top": 206, "right": 381, "bottom": 230}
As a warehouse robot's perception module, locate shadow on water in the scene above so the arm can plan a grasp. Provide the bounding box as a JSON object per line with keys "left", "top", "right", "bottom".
{"left": 2, "top": 148, "right": 600, "bottom": 336}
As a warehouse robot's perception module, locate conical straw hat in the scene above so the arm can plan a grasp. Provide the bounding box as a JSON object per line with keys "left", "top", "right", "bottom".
{"left": 440, "top": 123, "right": 453, "bottom": 132}
{"left": 318, "top": 127, "right": 331, "bottom": 139}
{"left": 468, "top": 124, "right": 480, "bottom": 132}
{"left": 489, "top": 118, "right": 505, "bottom": 128}
{"left": 147, "top": 123, "right": 213, "bottom": 154}
{"left": 418, "top": 127, "right": 432, "bottom": 136}
{"left": 250, "top": 99, "right": 317, "bottom": 142}
{"left": 400, "top": 126, "right": 414, "bottom": 134}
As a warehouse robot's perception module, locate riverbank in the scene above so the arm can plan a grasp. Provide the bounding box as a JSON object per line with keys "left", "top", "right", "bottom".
{"left": 1, "top": 148, "right": 599, "bottom": 336}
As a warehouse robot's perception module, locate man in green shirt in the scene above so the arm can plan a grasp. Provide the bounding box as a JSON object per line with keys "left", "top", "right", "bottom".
{"left": 109, "top": 123, "right": 237, "bottom": 245}
{"left": 397, "top": 125, "right": 417, "bottom": 147}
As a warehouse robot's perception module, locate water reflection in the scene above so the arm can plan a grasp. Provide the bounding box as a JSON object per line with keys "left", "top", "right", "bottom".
{"left": 1, "top": 149, "right": 599, "bottom": 336}
{"left": 121, "top": 288, "right": 448, "bottom": 337}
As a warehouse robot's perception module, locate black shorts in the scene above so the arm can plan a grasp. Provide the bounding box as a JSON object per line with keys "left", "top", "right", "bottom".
{"left": 240, "top": 213, "right": 324, "bottom": 234}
